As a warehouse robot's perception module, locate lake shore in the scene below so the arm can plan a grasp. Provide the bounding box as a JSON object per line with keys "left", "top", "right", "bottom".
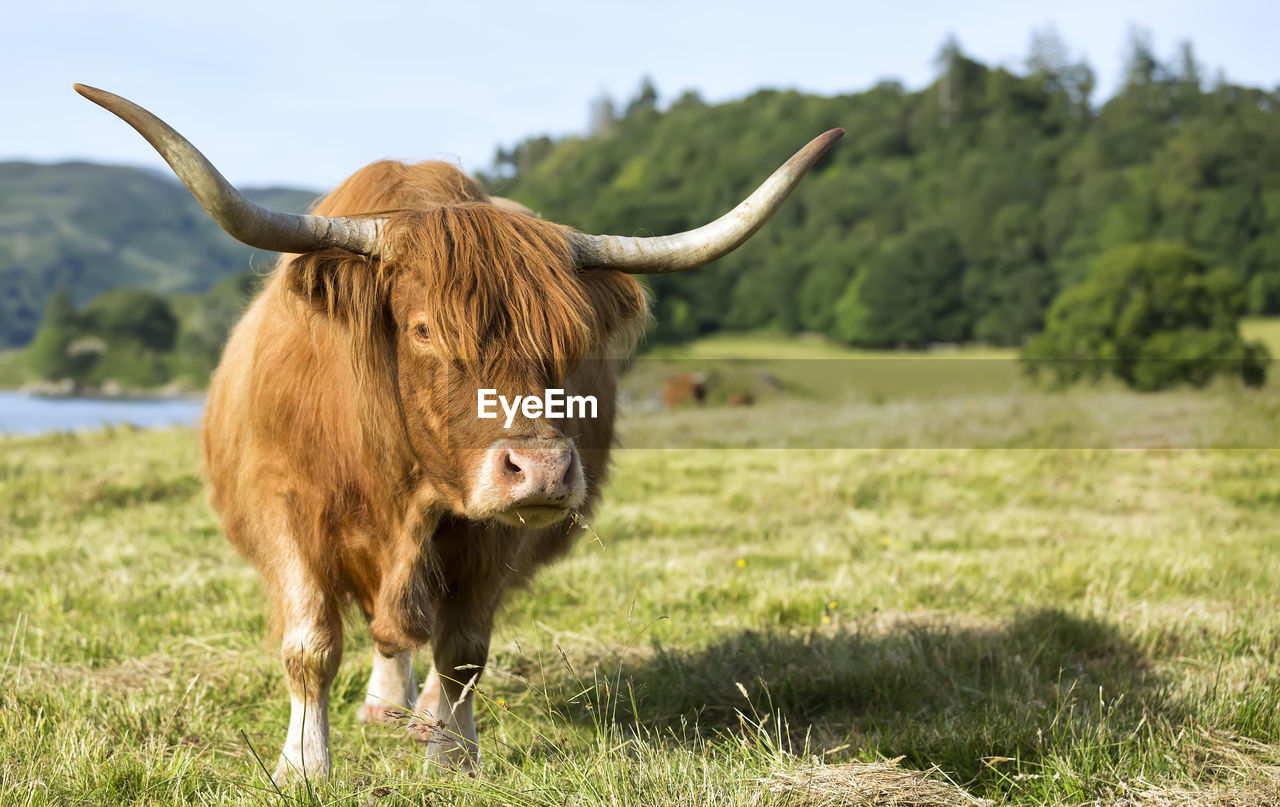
{"left": 11, "top": 377, "right": 203, "bottom": 401}
{"left": 0, "top": 390, "right": 204, "bottom": 434}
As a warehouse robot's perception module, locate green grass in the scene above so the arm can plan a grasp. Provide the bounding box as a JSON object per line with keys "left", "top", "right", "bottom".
{"left": 1243, "top": 317, "right": 1280, "bottom": 357}
{"left": 648, "top": 330, "right": 1017, "bottom": 361}
{"left": 0, "top": 348, "right": 33, "bottom": 387}
{"left": 629, "top": 331, "right": 1023, "bottom": 407}
{"left": 4, "top": 360, "right": 1280, "bottom": 804}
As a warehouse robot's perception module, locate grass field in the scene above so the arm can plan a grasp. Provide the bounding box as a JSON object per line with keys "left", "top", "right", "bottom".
{"left": 4, "top": 337, "right": 1280, "bottom": 805}
{"left": 0, "top": 349, "right": 34, "bottom": 389}
{"left": 1242, "top": 317, "right": 1280, "bottom": 356}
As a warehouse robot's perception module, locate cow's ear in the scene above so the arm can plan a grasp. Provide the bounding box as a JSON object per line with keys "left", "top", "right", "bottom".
{"left": 285, "top": 250, "right": 388, "bottom": 322}
{"left": 581, "top": 270, "right": 650, "bottom": 348}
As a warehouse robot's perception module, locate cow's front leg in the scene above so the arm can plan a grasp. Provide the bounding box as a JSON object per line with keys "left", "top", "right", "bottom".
{"left": 273, "top": 590, "right": 342, "bottom": 785}
{"left": 413, "top": 626, "right": 490, "bottom": 771}
{"left": 358, "top": 649, "right": 417, "bottom": 725}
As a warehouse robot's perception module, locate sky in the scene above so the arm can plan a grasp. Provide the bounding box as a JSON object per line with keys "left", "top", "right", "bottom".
{"left": 4, "top": 0, "right": 1277, "bottom": 190}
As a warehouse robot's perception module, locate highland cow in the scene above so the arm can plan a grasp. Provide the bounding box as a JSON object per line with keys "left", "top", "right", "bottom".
{"left": 75, "top": 83, "right": 840, "bottom": 782}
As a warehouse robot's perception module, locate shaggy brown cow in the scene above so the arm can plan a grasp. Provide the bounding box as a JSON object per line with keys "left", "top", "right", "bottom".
{"left": 75, "top": 84, "right": 840, "bottom": 782}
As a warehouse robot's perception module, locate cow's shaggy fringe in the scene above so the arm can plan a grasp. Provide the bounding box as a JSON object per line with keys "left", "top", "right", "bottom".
{"left": 287, "top": 160, "right": 646, "bottom": 384}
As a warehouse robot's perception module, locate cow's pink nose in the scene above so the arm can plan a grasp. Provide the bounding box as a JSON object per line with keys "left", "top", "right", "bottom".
{"left": 496, "top": 443, "right": 579, "bottom": 508}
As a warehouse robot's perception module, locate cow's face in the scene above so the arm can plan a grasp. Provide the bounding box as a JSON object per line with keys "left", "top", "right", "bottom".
{"left": 379, "top": 206, "right": 646, "bottom": 528}
{"left": 388, "top": 273, "right": 585, "bottom": 527}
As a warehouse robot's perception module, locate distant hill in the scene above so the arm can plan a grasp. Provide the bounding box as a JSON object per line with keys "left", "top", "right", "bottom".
{"left": 0, "top": 161, "right": 316, "bottom": 348}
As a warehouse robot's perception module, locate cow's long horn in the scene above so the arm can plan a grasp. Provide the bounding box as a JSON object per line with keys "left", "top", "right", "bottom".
{"left": 569, "top": 128, "right": 842, "bottom": 274}
{"left": 73, "top": 84, "right": 384, "bottom": 256}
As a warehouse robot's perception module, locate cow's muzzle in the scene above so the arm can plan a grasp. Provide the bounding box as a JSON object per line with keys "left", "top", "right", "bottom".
{"left": 471, "top": 438, "right": 585, "bottom": 527}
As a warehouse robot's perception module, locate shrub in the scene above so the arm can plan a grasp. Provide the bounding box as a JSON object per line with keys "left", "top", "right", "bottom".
{"left": 1022, "top": 241, "right": 1269, "bottom": 390}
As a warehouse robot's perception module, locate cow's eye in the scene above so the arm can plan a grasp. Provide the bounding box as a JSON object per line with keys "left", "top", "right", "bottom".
{"left": 413, "top": 323, "right": 430, "bottom": 341}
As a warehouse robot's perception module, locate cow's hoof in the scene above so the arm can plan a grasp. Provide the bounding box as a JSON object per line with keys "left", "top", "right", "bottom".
{"left": 357, "top": 702, "right": 408, "bottom": 725}
{"left": 272, "top": 755, "right": 330, "bottom": 787}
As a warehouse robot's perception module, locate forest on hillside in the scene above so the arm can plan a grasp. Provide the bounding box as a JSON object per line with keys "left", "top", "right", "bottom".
{"left": 484, "top": 28, "right": 1280, "bottom": 347}
{"left": 0, "top": 164, "right": 313, "bottom": 349}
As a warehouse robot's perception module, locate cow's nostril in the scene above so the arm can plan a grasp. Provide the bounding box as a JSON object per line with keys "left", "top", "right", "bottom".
{"left": 560, "top": 453, "right": 576, "bottom": 488}
{"left": 504, "top": 452, "right": 522, "bottom": 476}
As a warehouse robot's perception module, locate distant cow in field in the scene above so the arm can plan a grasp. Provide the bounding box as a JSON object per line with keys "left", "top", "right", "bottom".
{"left": 75, "top": 84, "right": 839, "bottom": 782}
{"left": 662, "top": 371, "right": 708, "bottom": 410}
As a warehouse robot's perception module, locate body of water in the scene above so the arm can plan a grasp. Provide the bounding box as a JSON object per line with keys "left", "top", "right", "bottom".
{"left": 0, "top": 391, "right": 204, "bottom": 435}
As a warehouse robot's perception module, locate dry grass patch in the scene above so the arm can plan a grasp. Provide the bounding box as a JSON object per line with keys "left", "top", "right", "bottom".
{"left": 757, "top": 757, "right": 991, "bottom": 806}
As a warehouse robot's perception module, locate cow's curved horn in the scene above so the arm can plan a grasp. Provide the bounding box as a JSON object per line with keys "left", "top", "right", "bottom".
{"left": 569, "top": 128, "right": 842, "bottom": 274}
{"left": 74, "top": 84, "right": 384, "bottom": 256}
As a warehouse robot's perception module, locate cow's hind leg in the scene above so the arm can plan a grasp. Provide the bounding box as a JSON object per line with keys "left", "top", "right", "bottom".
{"left": 273, "top": 580, "right": 342, "bottom": 785}
{"left": 358, "top": 649, "right": 417, "bottom": 725}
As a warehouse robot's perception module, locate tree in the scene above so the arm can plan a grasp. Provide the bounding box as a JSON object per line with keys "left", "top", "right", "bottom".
{"left": 83, "top": 289, "right": 178, "bottom": 351}
{"left": 625, "top": 77, "right": 659, "bottom": 119}
{"left": 1027, "top": 25, "right": 1070, "bottom": 78}
{"left": 1026, "top": 24, "right": 1095, "bottom": 119}
{"left": 933, "top": 35, "right": 984, "bottom": 130}
{"left": 25, "top": 287, "right": 83, "bottom": 379}
{"left": 965, "top": 203, "right": 1057, "bottom": 345}
{"left": 845, "top": 224, "right": 969, "bottom": 347}
{"left": 587, "top": 91, "right": 618, "bottom": 136}
{"left": 1022, "top": 242, "right": 1268, "bottom": 390}
{"left": 1174, "top": 40, "right": 1202, "bottom": 91}
{"left": 175, "top": 273, "right": 258, "bottom": 374}
{"left": 1122, "top": 25, "right": 1162, "bottom": 88}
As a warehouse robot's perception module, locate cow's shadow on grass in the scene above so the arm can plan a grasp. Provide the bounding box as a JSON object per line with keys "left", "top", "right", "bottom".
{"left": 558, "top": 608, "right": 1182, "bottom": 785}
